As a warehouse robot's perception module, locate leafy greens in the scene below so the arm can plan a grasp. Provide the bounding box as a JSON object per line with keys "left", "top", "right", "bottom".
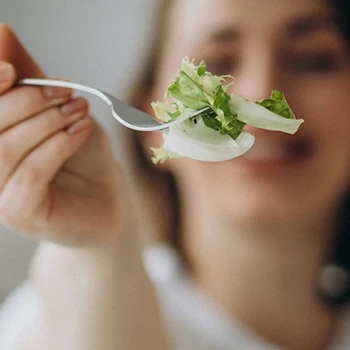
{"left": 151, "top": 57, "right": 304, "bottom": 163}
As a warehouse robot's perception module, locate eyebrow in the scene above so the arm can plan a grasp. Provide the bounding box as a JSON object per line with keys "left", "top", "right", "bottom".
{"left": 200, "top": 13, "right": 337, "bottom": 47}
{"left": 286, "top": 14, "right": 337, "bottom": 37}
{"left": 202, "top": 27, "right": 240, "bottom": 45}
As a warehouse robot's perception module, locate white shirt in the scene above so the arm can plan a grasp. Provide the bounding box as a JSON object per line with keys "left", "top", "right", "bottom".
{"left": 1, "top": 243, "right": 349, "bottom": 349}
{"left": 143, "top": 244, "right": 350, "bottom": 350}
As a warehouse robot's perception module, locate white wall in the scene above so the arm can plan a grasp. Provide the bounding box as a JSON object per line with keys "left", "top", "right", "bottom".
{"left": 0, "top": 0, "right": 157, "bottom": 301}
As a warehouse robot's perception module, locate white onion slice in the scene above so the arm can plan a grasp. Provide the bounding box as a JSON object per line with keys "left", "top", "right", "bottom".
{"left": 229, "top": 94, "right": 304, "bottom": 134}
{"left": 163, "top": 117, "right": 255, "bottom": 162}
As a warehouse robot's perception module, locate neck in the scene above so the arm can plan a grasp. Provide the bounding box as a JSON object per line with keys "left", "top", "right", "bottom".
{"left": 181, "top": 201, "right": 340, "bottom": 349}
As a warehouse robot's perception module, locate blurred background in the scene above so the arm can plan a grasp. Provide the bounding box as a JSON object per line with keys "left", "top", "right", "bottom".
{"left": 0, "top": 0, "right": 157, "bottom": 302}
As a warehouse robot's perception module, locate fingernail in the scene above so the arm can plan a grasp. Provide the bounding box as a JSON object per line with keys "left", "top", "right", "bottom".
{"left": 60, "top": 97, "right": 88, "bottom": 115}
{"left": 66, "top": 116, "right": 91, "bottom": 135}
{"left": 42, "top": 85, "right": 72, "bottom": 98}
{"left": 0, "top": 62, "right": 13, "bottom": 83}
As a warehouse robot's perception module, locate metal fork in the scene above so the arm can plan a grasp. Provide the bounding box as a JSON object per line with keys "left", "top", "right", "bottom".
{"left": 18, "top": 78, "right": 208, "bottom": 132}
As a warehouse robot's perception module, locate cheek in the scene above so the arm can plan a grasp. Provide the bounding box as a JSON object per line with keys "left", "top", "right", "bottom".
{"left": 153, "top": 59, "right": 183, "bottom": 100}
{"left": 298, "top": 84, "right": 350, "bottom": 198}
{"left": 289, "top": 75, "right": 350, "bottom": 154}
{"left": 140, "top": 131, "right": 164, "bottom": 163}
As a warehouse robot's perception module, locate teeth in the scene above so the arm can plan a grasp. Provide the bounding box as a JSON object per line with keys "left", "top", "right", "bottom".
{"left": 242, "top": 140, "right": 289, "bottom": 161}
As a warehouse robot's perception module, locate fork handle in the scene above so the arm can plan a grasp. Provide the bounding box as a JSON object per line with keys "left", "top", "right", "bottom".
{"left": 18, "top": 78, "right": 112, "bottom": 105}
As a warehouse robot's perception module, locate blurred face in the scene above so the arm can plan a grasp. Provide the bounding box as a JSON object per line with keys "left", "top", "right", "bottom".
{"left": 150, "top": 0, "right": 350, "bottom": 225}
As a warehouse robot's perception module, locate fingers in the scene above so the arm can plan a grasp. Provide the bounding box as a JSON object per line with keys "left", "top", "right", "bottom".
{"left": 0, "top": 23, "right": 45, "bottom": 78}
{"left": 0, "top": 97, "right": 89, "bottom": 191}
{"left": 0, "top": 115, "right": 92, "bottom": 232}
{"left": 0, "top": 79, "right": 72, "bottom": 131}
{"left": 0, "top": 56, "right": 92, "bottom": 232}
{"left": 0, "top": 61, "right": 17, "bottom": 93}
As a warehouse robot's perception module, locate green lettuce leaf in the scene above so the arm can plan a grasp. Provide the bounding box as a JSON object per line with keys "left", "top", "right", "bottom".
{"left": 163, "top": 57, "right": 243, "bottom": 140}
{"left": 256, "top": 90, "right": 296, "bottom": 119}
{"left": 167, "top": 71, "right": 209, "bottom": 110}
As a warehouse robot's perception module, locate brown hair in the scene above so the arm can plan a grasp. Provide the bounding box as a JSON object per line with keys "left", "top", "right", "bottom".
{"left": 121, "top": 0, "right": 183, "bottom": 250}
{"left": 127, "top": 0, "right": 174, "bottom": 111}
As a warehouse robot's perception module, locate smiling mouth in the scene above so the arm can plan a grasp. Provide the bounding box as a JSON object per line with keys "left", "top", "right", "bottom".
{"left": 237, "top": 136, "right": 312, "bottom": 164}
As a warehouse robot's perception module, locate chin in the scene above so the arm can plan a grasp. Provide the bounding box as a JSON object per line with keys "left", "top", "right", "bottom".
{"left": 223, "top": 190, "right": 298, "bottom": 226}
{"left": 219, "top": 176, "right": 345, "bottom": 231}
{"left": 209, "top": 138, "right": 344, "bottom": 225}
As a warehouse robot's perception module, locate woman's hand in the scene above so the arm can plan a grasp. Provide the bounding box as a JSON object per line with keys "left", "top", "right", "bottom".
{"left": 0, "top": 24, "right": 123, "bottom": 245}
{"left": 0, "top": 25, "right": 171, "bottom": 350}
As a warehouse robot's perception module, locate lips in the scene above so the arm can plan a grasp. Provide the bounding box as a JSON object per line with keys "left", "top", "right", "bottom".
{"left": 237, "top": 133, "right": 311, "bottom": 165}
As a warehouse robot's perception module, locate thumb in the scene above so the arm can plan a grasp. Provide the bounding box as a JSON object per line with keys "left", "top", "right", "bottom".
{"left": 0, "top": 61, "right": 17, "bottom": 94}
{"left": 0, "top": 23, "right": 45, "bottom": 79}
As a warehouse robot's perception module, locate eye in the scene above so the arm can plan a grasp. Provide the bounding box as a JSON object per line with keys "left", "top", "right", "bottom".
{"left": 286, "top": 52, "right": 340, "bottom": 73}
{"left": 204, "top": 56, "right": 237, "bottom": 76}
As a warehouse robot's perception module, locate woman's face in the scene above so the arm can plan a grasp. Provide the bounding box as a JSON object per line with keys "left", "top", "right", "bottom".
{"left": 150, "top": 0, "right": 350, "bottom": 225}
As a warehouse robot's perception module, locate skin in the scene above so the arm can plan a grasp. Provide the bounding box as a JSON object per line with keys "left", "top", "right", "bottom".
{"left": 143, "top": 0, "right": 350, "bottom": 348}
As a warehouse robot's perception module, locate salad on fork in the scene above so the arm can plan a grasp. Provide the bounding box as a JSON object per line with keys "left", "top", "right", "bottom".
{"left": 151, "top": 57, "right": 304, "bottom": 163}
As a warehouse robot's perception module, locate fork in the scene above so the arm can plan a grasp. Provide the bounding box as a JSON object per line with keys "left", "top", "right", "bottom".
{"left": 18, "top": 78, "right": 209, "bottom": 132}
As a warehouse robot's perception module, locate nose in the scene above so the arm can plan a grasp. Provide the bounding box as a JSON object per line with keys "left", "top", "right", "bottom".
{"left": 231, "top": 47, "right": 279, "bottom": 102}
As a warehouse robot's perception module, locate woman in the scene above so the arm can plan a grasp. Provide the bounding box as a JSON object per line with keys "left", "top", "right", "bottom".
{"left": 0, "top": 0, "right": 349, "bottom": 349}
